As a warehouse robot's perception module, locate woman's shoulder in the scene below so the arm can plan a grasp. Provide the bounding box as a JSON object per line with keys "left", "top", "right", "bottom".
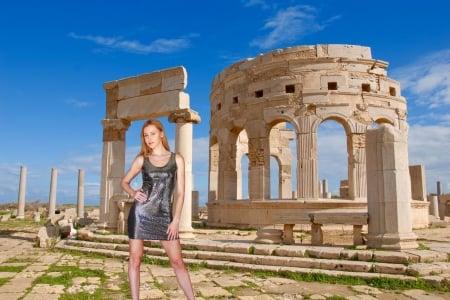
{"left": 134, "top": 154, "right": 146, "bottom": 165}
{"left": 173, "top": 152, "right": 184, "bottom": 165}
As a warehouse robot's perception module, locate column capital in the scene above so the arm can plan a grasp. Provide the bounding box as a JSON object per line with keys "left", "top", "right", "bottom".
{"left": 168, "top": 109, "right": 201, "bottom": 124}
{"left": 101, "top": 119, "right": 131, "bottom": 142}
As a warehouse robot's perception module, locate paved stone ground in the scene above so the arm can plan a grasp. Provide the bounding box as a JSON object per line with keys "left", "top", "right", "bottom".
{"left": 0, "top": 222, "right": 449, "bottom": 300}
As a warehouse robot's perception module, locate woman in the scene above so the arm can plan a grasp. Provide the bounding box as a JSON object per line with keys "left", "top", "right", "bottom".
{"left": 121, "top": 119, "right": 196, "bottom": 300}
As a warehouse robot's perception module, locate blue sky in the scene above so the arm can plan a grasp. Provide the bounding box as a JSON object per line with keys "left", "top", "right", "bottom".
{"left": 1, "top": 0, "right": 449, "bottom": 206}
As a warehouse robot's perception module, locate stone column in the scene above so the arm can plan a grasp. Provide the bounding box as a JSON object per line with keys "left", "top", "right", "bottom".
{"left": 409, "top": 165, "right": 427, "bottom": 201}
{"left": 208, "top": 143, "right": 219, "bottom": 202}
{"left": 348, "top": 133, "right": 367, "bottom": 200}
{"left": 77, "top": 169, "right": 85, "bottom": 219}
{"left": 437, "top": 181, "right": 441, "bottom": 196}
{"left": 16, "top": 165, "right": 27, "bottom": 219}
{"left": 218, "top": 140, "right": 238, "bottom": 201}
{"left": 428, "top": 195, "right": 439, "bottom": 219}
{"left": 322, "top": 179, "right": 328, "bottom": 199}
{"left": 48, "top": 168, "right": 58, "bottom": 218}
{"left": 192, "top": 190, "right": 199, "bottom": 218}
{"left": 99, "top": 118, "right": 131, "bottom": 229}
{"left": 297, "top": 132, "right": 319, "bottom": 199}
{"left": 365, "top": 124, "right": 418, "bottom": 250}
{"left": 247, "top": 137, "right": 270, "bottom": 200}
{"left": 169, "top": 109, "right": 200, "bottom": 239}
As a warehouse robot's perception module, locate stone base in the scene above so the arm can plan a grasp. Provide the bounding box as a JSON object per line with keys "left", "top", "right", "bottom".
{"left": 179, "top": 231, "right": 196, "bottom": 239}
{"left": 254, "top": 228, "right": 283, "bottom": 244}
{"left": 366, "top": 232, "right": 418, "bottom": 250}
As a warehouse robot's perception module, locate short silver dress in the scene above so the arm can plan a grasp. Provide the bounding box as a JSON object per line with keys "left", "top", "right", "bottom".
{"left": 128, "top": 153, "right": 177, "bottom": 240}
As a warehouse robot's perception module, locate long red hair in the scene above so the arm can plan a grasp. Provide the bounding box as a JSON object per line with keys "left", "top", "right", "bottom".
{"left": 138, "top": 119, "right": 170, "bottom": 157}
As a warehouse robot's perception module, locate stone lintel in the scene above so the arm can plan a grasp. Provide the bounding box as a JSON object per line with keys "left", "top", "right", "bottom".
{"left": 104, "top": 66, "right": 187, "bottom": 99}
{"left": 117, "top": 91, "right": 190, "bottom": 121}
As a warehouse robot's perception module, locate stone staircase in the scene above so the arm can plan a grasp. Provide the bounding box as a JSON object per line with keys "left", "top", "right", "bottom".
{"left": 55, "top": 229, "right": 450, "bottom": 284}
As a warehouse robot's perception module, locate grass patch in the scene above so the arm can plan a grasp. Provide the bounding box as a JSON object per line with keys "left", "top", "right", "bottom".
{"left": 34, "top": 265, "right": 107, "bottom": 287}
{"left": 59, "top": 291, "right": 104, "bottom": 300}
{"left": 0, "top": 277, "right": 11, "bottom": 286}
{"left": 57, "top": 248, "right": 108, "bottom": 260}
{"left": 4, "top": 257, "right": 37, "bottom": 263}
{"left": 0, "top": 265, "right": 28, "bottom": 272}
{"left": 188, "top": 261, "right": 207, "bottom": 271}
{"left": 0, "top": 218, "right": 45, "bottom": 232}
{"left": 142, "top": 255, "right": 170, "bottom": 267}
{"left": 417, "top": 243, "right": 431, "bottom": 250}
{"left": 248, "top": 270, "right": 449, "bottom": 292}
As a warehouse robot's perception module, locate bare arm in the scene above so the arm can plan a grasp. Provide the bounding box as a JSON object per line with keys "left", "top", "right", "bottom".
{"left": 166, "top": 153, "right": 185, "bottom": 239}
{"left": 172, "top": 153, "right": 185, "bottom": 222}
{"left": 121, "top": 155, "right": 146, "bottom": 202}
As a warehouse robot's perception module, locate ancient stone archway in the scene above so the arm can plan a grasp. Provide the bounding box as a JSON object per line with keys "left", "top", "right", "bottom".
{"left": 98, "top": 66, "right": 200, "bottom": 237}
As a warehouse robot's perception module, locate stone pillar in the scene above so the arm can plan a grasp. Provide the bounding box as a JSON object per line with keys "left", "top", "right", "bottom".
{"left": 248, "top": 137, "right": 270, "bottom": 200}
{"left": 436, "top": 181, "right": 445, "bottom": 220}
{"left": 409, "top": 165, "right": 427, "bottom": 201}
{"left": 322, "top": 179, "right": 328, "bottom": 199}
{"left": 208, "top": 143, "right": 219, "bottom": 202}
{"left": 279, "top": 163, "right": 292, "bottom": 199}
{"left": 192, "top": 190, "right": 199, "bottom": 218}
{"left": 348, "top": 133, "right": 367, "bottom": 200}
{"left": 428, "top": 195, "right": 439, "bottom": 219}
{"left": 365, "top": 124, "right": 418, "bottom": 250}
{"left": 169, "top": 109, "right": 200, "bottom": 239}
{"left": 48, "top": 168, "right": 58, "bottom": 218}
{"left": 297, "top": 132, "right": 319, "bottom": 199}
{"left": 438, "top": 197, "right": 446, "bottom": 221}
{"left": 218, "top": 140, "right": 238, "bottom": 201}
{"left": 16, "top": 165, "right": 27, "bottom": 219}
{"left": 99, "top": 118, "right": 130, "bottom": 229}
{"left": 77, "top": 169, "right": 85, "bottom": 219}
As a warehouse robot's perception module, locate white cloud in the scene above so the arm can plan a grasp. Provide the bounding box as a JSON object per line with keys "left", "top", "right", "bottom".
{"left": 242, "top": 0, "right": 270, "bottom": 9}
{"left": 68, "top": 32, "right": 192, "bottom": 54}
{"left": 65, "top": 98, "right": 93, "bottom": 108}
{"left": 250, "top": 5, "right": 333, "bottom": 49}
{"left": 390, "top": 48, "right": 450, "bottom": 108}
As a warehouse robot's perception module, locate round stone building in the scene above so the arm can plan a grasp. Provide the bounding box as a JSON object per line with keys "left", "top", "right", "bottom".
{"left": 207, "top": 44, "right": 408, "bottom": 228}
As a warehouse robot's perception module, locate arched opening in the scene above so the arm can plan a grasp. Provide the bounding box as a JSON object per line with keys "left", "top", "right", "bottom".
{"left": 236, "top": 129, "right": 249, "bottom": 200}
{"left": 269, "top": 121, "right": 296, "bottom": 200}
{"left": 317, "top": 120, "right": 347, "bottom": 199}
{"left": 240, "top": 154, "right": 249, "bottom": 199}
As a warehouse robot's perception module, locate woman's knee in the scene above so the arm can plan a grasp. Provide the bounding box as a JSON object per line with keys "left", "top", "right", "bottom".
{"left": 129, "top": 255, "right": 142, "bottom": 268}
{"left": 170, "top": 257, "right": 186, "bottom": 270}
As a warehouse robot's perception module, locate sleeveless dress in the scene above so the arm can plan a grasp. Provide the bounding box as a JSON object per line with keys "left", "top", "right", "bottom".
{"left": 128, "top": 153, "right": 177, "bottom": 240}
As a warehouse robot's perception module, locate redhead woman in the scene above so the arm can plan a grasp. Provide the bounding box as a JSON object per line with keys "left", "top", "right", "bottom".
{"left": 121, "top": 119, "right": 195, "bottom": 300}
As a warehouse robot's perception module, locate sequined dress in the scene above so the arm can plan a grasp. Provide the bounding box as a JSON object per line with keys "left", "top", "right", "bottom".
{"left": 128, "top": 153, "right": 177, "bottom": 240}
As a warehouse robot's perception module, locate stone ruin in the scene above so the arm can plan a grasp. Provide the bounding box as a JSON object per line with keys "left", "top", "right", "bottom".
{"left": 11, "top": 44, "right": 450, "bottom": 250}
{"left": 98, "top": 67, "right": 200, "bottom": 239}
{"left": 206, "top": 44, "right": 427, "bottom": 249}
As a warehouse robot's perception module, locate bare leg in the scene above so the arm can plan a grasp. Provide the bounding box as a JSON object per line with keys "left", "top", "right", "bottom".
{"left": 161, "top": 239, "right": 195, "bottom": 300}
{"left": 128, "top": 239, "right": 144, "bottom": 300}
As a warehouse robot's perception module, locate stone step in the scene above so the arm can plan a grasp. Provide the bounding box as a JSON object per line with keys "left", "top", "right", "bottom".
{"left": 56, "top": 234, "right": 450, "bottom": 281}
